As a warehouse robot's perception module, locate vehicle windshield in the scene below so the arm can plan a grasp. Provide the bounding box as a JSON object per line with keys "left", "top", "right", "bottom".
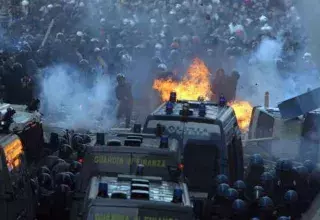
{"left": 145, "top": 119, "right": 221, "bottom": 141}
{"left": 87, "top": 206, "right": 189, "bottom": 220}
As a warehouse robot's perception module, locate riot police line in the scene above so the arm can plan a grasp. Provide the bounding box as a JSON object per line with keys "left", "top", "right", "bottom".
{"left": 30, "top": 132, "right": 320, "bottom": 220}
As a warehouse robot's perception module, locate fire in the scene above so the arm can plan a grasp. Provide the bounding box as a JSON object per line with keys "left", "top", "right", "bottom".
{"left": 229, "top": 100, "right": 253, "bottom": 131}
{"left": 153, "top": 57, "right": 253, "bottom": 131}
{"left": 153, "top": 58, "right": 212, "bottom": 101}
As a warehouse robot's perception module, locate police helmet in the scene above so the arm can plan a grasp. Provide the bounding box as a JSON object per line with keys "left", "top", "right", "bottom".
{"left": 59, "top": 144, "right": 73, "bottom": 159}
{"left": 52, "top": 158, "right": 66, "bottom": 168}
{"left": 303, "top": 160, "right": 315, "bottom": 173}
{"left": 233, "top": 180, "right": 246, "bottom": 191}
{"left": 215, "top": 174, "right": 229, "bottom": 185}
{"left": 249, "top": 154, "right": 264, "bottom": 167}
{"left": 157, "top": 64, "right": 167, "bottom": 72}
{"left": 217, "top": 183, "right": 230, "bottom": 197}
{"left": 44, "top": 155, "right": 60, "bottom": 170}
{"left": 284, "top": 190, "right": 298, "bottom": 203}
{"left": 37, "top": 166, "right": 51, "bottom": 177}
{"left": 276, "top": 159, "right": 293, "bottom": 172}
{"left": 260, "top": 172, "right": 273, "bottom": 184}
{"left": 52, "top": 162, "right": 70, "bottom": 177}
{"left": 253, "top": 186, "right": 265, "bottom": 199}
{"left": 55, "top": 172, "right": 73, "bottom": 187}
{"left": 258, "top": 196, "right": 274, "bottom": 211}
{"left": 225, "top": 188, "right": 239, "bottom": 201}
{"left": 63, "top": 172, "right": 76, "bottom": 189}
{"left": 64, "top": 171, "right": 75, "bottom": 183}
{"left": 294, "top": 165, "right": 308, "bottom": 178}
{"left": 55, "top": 184, "right": 71, "bottom": 195}
{"left": 232, "top": 199, "right": 247, "bottom": 214}
{"left": 38, "top": 173, "right": 53, "bottom": 190}
{"left": 116, "top": 73, "right": 125, "bottom": 83}
{"left": 69, "top": 161, "right": 82, "bottom": 174}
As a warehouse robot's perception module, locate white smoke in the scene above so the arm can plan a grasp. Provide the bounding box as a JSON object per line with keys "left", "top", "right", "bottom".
{"left": 237, "top": 38, "right": 320, "bottom": 107}
{"left": 39, "top": 65, "right": 117, "bottom": 131}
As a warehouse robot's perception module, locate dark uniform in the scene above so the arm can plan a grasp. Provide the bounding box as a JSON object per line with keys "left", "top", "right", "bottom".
{"left": 211, "top": 68, "right": 240, "bottom": 102}
{"left": 115, "top": 74, "right": 133, "bottom": 128}
{"left": 211, "top": 68, "right": 227, "bottom": 101}
{"left": 226, "top": 70, "right": 240, "bottom": 101}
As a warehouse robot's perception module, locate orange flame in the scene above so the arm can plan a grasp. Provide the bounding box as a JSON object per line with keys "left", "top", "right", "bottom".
{"left": 153, "top": 58, "right": 212, "bottom": 101}
{"left": 153, "top": 58, "right": 253, "bottom": 131}
{"left": 229, "top": 100, "right": 253, "bottom": 131}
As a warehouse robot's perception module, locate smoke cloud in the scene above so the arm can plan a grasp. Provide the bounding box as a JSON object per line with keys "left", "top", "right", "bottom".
{"left": 39, "top": 65, "right": 117, "bottom": 131}
{"left": 236, "top": 38, "right": 320, "bottom": 107}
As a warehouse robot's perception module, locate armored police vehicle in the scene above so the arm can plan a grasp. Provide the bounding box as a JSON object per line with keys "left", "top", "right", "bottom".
{"left": 248, "top": 106, "right": 320, "bottom": 163}
{"left": 0, "top": 103, "right": 44, "bottom": 164}
{"left": 0, "top": 134, "right": 36, "bottom": 220}
{"left": 71, "top": 174, "right": 193, "bottom": 220}
{"left": 77, "top": 132, "right": 182, "bottom": 193}
{"left": 143, "top": 93, "right": 244, "bottom": 193}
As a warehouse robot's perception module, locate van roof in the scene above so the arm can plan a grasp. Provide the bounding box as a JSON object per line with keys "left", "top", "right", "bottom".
{"left": 88, "top": 174, "right": 190, "bottom": 205}
{"left": 96, "top": 133, "right": 177, "bottom": 150}
{"left": 149, "top": 100, "right": 234, "bottom": 123}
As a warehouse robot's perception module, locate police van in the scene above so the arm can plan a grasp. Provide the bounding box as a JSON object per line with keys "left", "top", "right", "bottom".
{"left": 0, "top": 103, "right": 44, "bottom": 164}
{"left": 248, "top": 106, "right": 320, "bottom": 163}
{"left": 77, "top": 132, "right": 182, "bottom": 194}
{"left": 142, "top": 93, "right": 244, "bottom": 193}
{"left": 71, "top": 174, "right": 193, "bottom": 220}
{"left": 0, "top": 134, "right": 36, "bottom": 220}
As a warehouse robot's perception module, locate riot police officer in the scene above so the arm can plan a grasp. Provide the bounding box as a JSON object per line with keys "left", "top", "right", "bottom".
{"left": 115, "top": 73, "right": 133, "bottom": 128}
{"left": 275, "top": 159, "right": 295, "bottom": 204}
{"left": 277, "top": 190, "right": 300, "bottom": 219}
{"left": 293, "top": 165, "right": 310, "bottom": 213}
{"left": 58, "top": 144, "right": 73, "bottom": 161}
{"left": 248, "top": 186, "right": 265, "bottom": 218}
{"left": 37, "top": 173, "right": 54, "bottom": 220}
{"left": 207, "top": 174, "right": 229, "bottom": 199}
{"left": 303, "top": 160, "right": 315, "bottom": 174}
{"left": 211, "top": 183, "right": 230, "bottom": 218}
{"left": 246, "top": 154, "right": 265, "bottom": 192}
{"left": 51, "top": 184, "right": 72, "bottom": 220}
{"left": 223, "top": 188, "right": 239, "bottom": 218}
{"left": 233, "top": 180, "right": 248, "bottom": 201}
{"left": 258, "top": 196, "right": 276, "bottom": 220}
{"left": 309, "top": 167, "right": 320, "bottom": 201}
{"left": 232, "top": 199, "right": 248, "bottom": 219}
{"left": 55, "top": 172, "right": 73, "bottom": 189}
{"left": 260, "top": 172, "right": 275, "bottom": 200}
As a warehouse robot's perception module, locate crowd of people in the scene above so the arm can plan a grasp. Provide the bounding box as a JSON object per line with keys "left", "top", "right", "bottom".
{"left": 0, "top": 0, "right": 313, "bottom": 107}
{"left": 199, "top": 154, "right": 320, "bottom": 220}
{"left": 35, "top": 134, "right": 320, "bottom": 220}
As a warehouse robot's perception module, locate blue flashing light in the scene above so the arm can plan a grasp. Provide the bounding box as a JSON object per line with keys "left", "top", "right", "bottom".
{"left": 160, "top": 135, "right": 169, "bottom": 148}
{"left": 198, "top": 103, "right": 206, "bottom": 117}
{"left": 219, "top": 94, "right": 226, "bottom": 106}
{"left": 160, "top": 135, "right": 169, "bottom": 143}
{"left": 98, "top": 183, "right": 109, "bottom": 197}
{"left": 172, "top": 187, "right": 183, "bottom": 203}
{"left": 165, "top": 102, "right": 174, "bottom": 114}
